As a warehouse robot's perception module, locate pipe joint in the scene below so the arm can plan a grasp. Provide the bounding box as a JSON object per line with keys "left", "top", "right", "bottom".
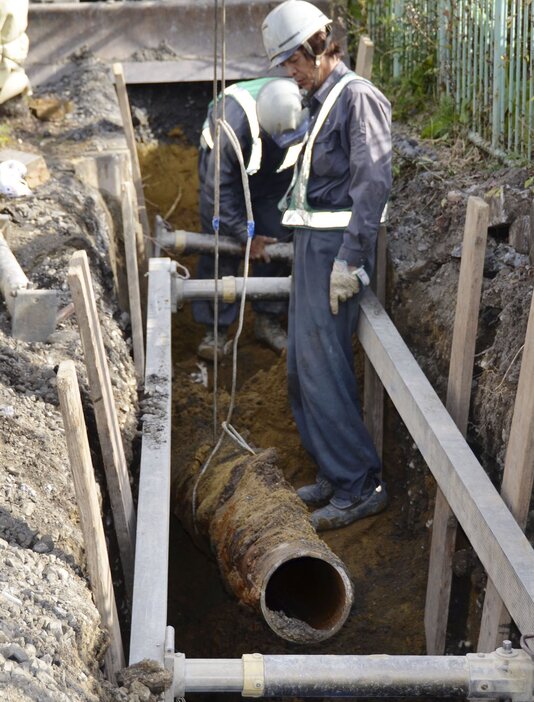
{"left": 242, "top": 653, "right": 265, "bottom": 698}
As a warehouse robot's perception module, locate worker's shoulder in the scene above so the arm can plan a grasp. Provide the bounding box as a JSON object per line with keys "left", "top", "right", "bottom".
{"left": 341, "top": 75, "right": 391, "bottom": 108}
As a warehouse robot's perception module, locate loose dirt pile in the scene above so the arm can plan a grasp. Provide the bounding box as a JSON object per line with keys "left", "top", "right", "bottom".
{"left": 0, "top": 48, "right": 533, "bottom": 702}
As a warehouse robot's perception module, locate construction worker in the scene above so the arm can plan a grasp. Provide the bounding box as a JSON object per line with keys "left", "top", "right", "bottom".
{"left": 0, "top": 0, "right": 30, "bottom": 107}
{"left": 261, "top": 0, "right": 392, "bottom": 530}
{"left": 193, "top": 77, "right": 307, "bottom": 361}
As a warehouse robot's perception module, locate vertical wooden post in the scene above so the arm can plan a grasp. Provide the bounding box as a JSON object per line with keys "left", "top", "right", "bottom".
{"left": 122, "top": 180, "right": 145, "bottom": 378}
{"left": 112, "top": 62, "right": 150, "bottom": 269}
{"left": 424, "top": 196, "right": 489, "bottom": 654}
{"left": 356, "top": 36, "right": 375, "bottom": 80}
{"left": 364, "top": 222, "right": 387, "bottom": 457}
{"left": 57, "top": 360, "right": 125, "bottom": 682}
{"left": 477, "top": 287, "right": 534, "bottom": 651}
{"left": 354, "top": 33, "right": 386, "bottom": 457}
{"left": 68, "top": 250, "right": 136, "bottom": 597}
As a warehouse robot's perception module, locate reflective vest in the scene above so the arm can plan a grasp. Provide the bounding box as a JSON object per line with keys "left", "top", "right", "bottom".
{"left": 200, "top": 78, "right": 302, "bottom": 176}
{"left": 282, "top": 71, "right": 369, "bottom": 230}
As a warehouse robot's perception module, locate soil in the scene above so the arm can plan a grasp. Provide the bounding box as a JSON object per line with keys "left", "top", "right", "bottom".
{"left": 0, "top": 51, "right": 533, "bottom": 702}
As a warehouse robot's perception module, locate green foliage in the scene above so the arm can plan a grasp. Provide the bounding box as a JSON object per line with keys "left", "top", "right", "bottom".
{"left": 387, "top": 53, "right": 438, "bottom": 121}
{"left": 420, "top": 95, "right": 458, "bottom": 139}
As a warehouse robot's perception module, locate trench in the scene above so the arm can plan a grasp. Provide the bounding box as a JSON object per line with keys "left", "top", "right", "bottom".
{"left": 130, "top": 82, "right": 477, "bottom": 694}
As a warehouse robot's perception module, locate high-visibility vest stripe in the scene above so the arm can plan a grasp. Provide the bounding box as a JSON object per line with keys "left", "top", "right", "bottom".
{"left": 282, "top": 72, "right": 371, "bottom": 230}
{"left": 276, "top": 142, "right": 303, "bottom": 173}
{"left": 200, "top": 81, "right": 271, "bottom": 175}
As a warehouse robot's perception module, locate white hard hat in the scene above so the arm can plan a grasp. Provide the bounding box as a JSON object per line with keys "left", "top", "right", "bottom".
{"left": 261, "top": 0, "right": 332, "bottom": 68}
{"left": 256, "top": 78, "right": 305, "bottom": 136}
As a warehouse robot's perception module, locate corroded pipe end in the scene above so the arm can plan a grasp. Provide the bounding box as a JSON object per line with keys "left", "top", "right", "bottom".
{"left": 258, "top": 543, "right": 354, "bottom": 644}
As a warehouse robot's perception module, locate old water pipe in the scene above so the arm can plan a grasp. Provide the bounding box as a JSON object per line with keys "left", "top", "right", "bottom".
{"left": 174, "top": 447, "right": 353, "bottom": 644}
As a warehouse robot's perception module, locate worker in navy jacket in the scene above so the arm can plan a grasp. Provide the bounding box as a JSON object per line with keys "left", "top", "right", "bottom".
{"left": 262, "top": 0, "right": 392, "bottom": 530}
{"left": 193, "top": 77, "right": 306, "bottom": 361}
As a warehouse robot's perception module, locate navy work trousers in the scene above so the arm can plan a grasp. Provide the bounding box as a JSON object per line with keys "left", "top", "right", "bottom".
{"left": 287, "top": 228, "right": 381, "bottom": 499}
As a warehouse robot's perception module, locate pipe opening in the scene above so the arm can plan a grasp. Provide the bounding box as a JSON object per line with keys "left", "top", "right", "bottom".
{"left": 262, "top": 556, "right": 351, "bottom": 642}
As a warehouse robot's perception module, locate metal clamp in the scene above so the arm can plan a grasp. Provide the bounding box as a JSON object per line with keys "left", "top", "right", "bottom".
{"left": 242, "top": 653, "right": 264, "bottom": 698}
{"left": 222, "top": 275, "right": 236, "bottom": 303}
{"left": 467, "top": 648, "right": 534, "bottom": 701}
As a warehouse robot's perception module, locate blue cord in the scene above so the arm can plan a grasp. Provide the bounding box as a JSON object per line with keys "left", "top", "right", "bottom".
{"left": 247, "top": 220, "right": 255, "bottom": 239}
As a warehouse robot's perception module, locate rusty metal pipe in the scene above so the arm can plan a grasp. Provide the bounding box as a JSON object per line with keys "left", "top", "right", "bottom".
{"left": 173, "top": 448, "right": 353, "bottom": 644}
{"left": 157, "top": 228, "right": 293, "bottom": 261}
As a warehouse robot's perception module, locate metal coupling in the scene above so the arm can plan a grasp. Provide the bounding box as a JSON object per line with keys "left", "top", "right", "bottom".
{"left": 222, "top": 276, "right": 236, "bottom": 303}
{"left": 242, "top": 653, "right": 265, "bottom": 698}
{"left": 467, "top": 648, "right": 534, "bottom": 701}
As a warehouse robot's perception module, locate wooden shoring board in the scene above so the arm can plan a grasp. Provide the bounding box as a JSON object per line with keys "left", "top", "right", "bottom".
{"left": 478, "top": 287, "right": 534, "bottom": 650}
{"left": 129, "top": 258, "right": 173, "bottom": 666}
{"left": 68, "top": 250, "right": 135, "bottom": 596}
{"left": 357, "top": 290, "right": 534, "bottom": 637}
{"left": 425, "top": 196, "right": 489, "bottom": 654}
{"left": 353, "top": 34, "right": 386, "bottom": 459}
{"left": 112, "top": 63, "right": 150, "bottom": 268}
{"left": 57, "top": 360, "right": 125, "bottom": 681}
{"left": 121, "top": 180, "right": 145, "bottom": 378}
{"left": 355, "top": 36, "right": 375, "bottom": 80}
{"left": 364, "top": 222, "right": 386, "bottom": 458}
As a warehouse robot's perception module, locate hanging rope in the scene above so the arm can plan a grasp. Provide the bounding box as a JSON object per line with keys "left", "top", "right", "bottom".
{"left": 191, "top": 0, "right": 257, "bottom": 527}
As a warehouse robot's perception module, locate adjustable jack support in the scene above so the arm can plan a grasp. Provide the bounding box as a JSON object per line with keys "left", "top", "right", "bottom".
{"left": 163, "top": 627, "right": 534, "bottom": 701}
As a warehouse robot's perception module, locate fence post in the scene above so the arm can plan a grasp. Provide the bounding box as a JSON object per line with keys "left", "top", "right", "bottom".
{"left": 424, "top": 196, "right": 489, "bottom": 654}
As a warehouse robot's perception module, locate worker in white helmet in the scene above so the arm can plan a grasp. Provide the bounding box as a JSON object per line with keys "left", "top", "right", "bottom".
{"left": 193, "top": 77, "right": 307, "bottom": 361}
{"left": 261, "top": 0, "right": 392, "bottom": 530}
{"left": 0, "top": 0, "right": 30, "bottom": 107}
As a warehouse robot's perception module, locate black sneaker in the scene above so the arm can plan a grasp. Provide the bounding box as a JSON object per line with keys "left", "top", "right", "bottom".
{"left": 297, "top": 477, "right": 335, "bottom": 506}
{"left": 310, "top": 480, "right": 388, "bottom": 531}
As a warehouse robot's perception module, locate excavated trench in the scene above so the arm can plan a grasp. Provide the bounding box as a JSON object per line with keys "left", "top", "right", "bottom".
{"left": 131, "top": 82, "right": 439, "bottom": 674}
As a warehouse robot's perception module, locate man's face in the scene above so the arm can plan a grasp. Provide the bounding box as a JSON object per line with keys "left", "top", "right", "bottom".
{"left": 282, "top": 50, "right": 315, "bottom": 92}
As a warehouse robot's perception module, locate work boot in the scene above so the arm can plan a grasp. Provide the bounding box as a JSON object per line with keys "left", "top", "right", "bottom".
{"left": 197, "top": 329, "right": 227, "bottom": 362}
{"left": 297, "top": 477, "right": 335, "bottom": 506}
{"left": 254, "top": 314, "right": 287, "bottom": 354}
{"left": 310, "top": 479, "right": 388, "bottom": 532}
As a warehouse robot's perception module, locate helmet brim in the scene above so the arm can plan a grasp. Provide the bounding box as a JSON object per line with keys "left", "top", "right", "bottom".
{"left": 269, "top": 47, "right": 298, "bottom": 68}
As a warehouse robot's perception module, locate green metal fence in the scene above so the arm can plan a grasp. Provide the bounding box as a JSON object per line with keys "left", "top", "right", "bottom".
{"left": 366, "top": 0, "right": 534, "bottom": 161}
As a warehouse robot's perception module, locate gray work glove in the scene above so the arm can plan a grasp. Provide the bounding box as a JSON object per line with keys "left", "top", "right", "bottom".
{"left": 329, "top": 259, "right": 360, "bottom": 315}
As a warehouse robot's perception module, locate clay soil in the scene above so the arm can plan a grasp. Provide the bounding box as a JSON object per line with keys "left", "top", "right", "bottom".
{"left": 0, "top": 52, "right": 532, "bottom": 702}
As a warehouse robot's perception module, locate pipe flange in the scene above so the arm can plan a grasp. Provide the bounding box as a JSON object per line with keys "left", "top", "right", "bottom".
{"left": 222, "top": 276, "right": 236, "bottom": 303}
{"left": 242, "top": 653, "right": 264, "bottom": 698}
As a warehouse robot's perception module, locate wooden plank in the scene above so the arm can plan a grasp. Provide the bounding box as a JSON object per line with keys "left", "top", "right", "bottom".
{"left": 122, "top": 181, "right": 145, "bottom": 378}
{"left": 357, "top": 290, "right": 534, "bottom": 637}
{"left": 478, "top": 286, "right": 534, "bottom": 651}
{"left": 356, "top": 36, "right": 375, "bottom": 80}
{"left": 68, "top": 250, "right": 135, "bottom": 597}
{"left": 129, "top": 258, "right": 172, "bottom": 666}
{"left": 425, "top": 196, "right": 489, "bottom": 654}
{"left": 57, "top": 360, "right": 125, "bottom": 682}
{"left": 364, "top": 222, "right": 387, "bottom": 458}
{"left": 112, "top": 62, "right": 150, "bottom": 269}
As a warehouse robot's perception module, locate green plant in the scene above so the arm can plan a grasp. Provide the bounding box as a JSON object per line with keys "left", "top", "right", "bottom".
{"left": 420, "top": 94, "right": 459, "bottom": 139}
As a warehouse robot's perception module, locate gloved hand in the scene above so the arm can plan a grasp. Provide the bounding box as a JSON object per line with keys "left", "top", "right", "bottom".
{"left": 329, "top": 259, "right": 360, "bottom": 315}
{"left": 248, "top": 235, "right": 276, "bottom": 262}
